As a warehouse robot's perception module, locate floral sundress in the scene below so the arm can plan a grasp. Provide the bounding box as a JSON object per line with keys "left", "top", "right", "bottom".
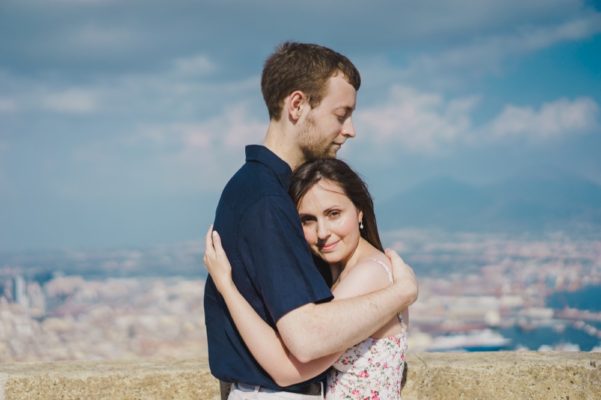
{"left": 326, "top": 259, "right": 408, "bottom": 400}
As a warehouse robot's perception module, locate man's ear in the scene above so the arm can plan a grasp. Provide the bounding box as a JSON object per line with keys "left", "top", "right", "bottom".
{"left": 286, "top": 90, "right": 307, "bottom": 122}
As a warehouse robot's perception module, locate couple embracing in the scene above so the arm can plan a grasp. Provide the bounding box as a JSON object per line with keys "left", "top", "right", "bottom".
{"left": 203, "top": 42, "right": 418, "bottom": 400}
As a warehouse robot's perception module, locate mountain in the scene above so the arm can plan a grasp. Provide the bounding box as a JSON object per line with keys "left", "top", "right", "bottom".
{"left": 376, "top": 175, "right": 601, "bottom": 233}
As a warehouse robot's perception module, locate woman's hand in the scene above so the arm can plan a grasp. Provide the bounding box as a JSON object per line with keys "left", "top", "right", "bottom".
{"left": 203, "top": 225, "right": 235, "bottom": 294}
{"left": 385, "top": 248, "right": 418, "bottom": 306}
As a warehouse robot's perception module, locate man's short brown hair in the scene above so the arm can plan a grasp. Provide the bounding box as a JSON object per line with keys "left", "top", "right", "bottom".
{"left": 261, "top": 42, "right": 361, "bottom": 121}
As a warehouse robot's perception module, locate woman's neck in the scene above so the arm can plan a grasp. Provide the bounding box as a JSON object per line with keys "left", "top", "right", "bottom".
{"left": 329, "top": 237, "right": 379, "bottom": 284}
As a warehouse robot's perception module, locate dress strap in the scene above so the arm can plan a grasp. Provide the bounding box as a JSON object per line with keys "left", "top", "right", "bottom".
{"left": 370, "top": 258, "right": 404, "bottom": 323}
{"left": 370, "top": 258, "right": 393, "bottom": 284}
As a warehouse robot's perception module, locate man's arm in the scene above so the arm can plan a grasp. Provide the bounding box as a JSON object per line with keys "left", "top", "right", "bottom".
{"left": 276, "top": 250, "right": 417, "bottom": 362}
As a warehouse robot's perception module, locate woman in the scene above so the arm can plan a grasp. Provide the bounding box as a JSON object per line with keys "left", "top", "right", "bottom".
{"left": 204, "top": 158, "right": 410, "bottom": 399}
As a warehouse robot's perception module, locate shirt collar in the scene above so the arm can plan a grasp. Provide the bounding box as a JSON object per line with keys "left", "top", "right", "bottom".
{"left": 245, "top": 145, "right": 292, "bottom": 188}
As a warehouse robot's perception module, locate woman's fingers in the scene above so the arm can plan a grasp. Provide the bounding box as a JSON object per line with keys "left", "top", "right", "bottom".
{"left": 212, "top": 231, "right": 225, "bottom": 257}
{"left": 385, "top": 248, "right": 405, "bottom": 265}
{"left": 204, "top": 225, "right": 215, "bottom": 258}
{"left": 385, "top": 248, "right": 415, "bottom": 281}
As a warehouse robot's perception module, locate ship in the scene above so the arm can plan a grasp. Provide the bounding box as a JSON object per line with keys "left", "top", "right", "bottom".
{"left": 427, "top": 329, "right": 511, "bottom": 352}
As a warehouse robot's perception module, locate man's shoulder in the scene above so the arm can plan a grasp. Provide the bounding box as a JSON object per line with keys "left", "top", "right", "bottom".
{"left": 216, "top": 161, "right": 293, "bottom": 222}
{"left": 222, "top": 162, "right": 288, "bottom": 203}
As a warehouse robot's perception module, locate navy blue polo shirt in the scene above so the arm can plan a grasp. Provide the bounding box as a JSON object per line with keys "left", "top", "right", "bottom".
{"left": 204, "top": 145, "right": 333, "bottom": 391}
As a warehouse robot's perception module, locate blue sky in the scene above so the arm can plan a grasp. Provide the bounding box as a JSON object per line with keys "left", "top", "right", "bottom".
{"left": 1, "top": 0, "right": 600, "bottom": 251}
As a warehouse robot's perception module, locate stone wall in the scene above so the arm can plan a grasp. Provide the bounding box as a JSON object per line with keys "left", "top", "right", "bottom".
{"left": 1, "top": 352, "right": 599, "bottom": 400}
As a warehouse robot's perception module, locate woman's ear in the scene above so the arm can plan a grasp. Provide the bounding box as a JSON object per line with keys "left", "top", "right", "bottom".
{"left": 358, "top": 210, "right": 364, "bottom": 224}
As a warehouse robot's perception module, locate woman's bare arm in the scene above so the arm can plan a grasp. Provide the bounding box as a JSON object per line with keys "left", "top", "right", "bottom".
{"left": 204, "top": 228, "right": 340, "bottom": 387}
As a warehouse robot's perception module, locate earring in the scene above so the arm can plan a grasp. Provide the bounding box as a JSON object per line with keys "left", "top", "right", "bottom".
{"left": 359, "top": 221, "right": 364, "bottom": 230}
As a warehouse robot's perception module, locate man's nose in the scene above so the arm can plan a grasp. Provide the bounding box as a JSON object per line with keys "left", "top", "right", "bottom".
{"left": 342, "top": 117, "right": 356, "bottom": 138}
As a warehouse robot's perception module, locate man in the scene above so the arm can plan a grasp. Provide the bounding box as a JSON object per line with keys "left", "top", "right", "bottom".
{"left": 204, "top": 42, "right": 418, "bottom": 399}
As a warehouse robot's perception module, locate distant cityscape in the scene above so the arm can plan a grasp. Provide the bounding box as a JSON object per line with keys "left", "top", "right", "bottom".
{"left": 1, "top": 229, "right": 600, "bottom": 362}
{"left": 387, "top": 229, "right": 601, "bottom": 352}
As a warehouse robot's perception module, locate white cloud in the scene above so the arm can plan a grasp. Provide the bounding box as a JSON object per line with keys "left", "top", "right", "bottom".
{"left": 0, "top": 54, "right": 241, "bottom": 118}
{"left": 172, "top": 55, "right": 216, "bottom": 77}
{"left": 138, "top": 122, "right": 214, "bottom": 151}
{"left": 0, "top": 73, "right": 105, "bottom": 115}
{"left": 488, "top": 97, "right": 599, "bottom": 138}
{"left": 1, "top": 71, "right": 100, "bottom": 115}
{"left": 132, "top": 102, "right": 266, "bottom": 189}
{"left": 356, "top": 85, "right": 479, "bottom": 153}
{"left": 139, "top": 102, "right": 265, "bottom": 151}
{"left": 354, "top": 86, "right": 599, "bottom": 155}
{"left": 400, "top": 12, "right": 601, "bottom": 86}
{"left": 3, "top": 0, "right": 597, "bottom": 81}
{"left": 40, "top": 88, "right": 99, "bottom": 114}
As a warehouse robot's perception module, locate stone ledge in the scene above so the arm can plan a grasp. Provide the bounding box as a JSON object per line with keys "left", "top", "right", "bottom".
{"left": 403, "top": 352, "right": 600, "bottom": 400}
{"left": 0, "top": 359, "right": 219, "bottom": 400}
{"left": 0, "top": 352, "right": 599, "bottom": 399}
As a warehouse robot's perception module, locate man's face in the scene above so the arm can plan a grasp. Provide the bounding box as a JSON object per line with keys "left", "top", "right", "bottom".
{"left": 298, "top": 74, "right": 357, "bottom": 160}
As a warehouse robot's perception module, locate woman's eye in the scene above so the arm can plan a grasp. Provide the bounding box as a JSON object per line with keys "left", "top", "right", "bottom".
{"left": 328, "top": 210, "right": 340, "bottom": 218}
{"left": 301, "top": 218, "right": 314, "bottom": 226}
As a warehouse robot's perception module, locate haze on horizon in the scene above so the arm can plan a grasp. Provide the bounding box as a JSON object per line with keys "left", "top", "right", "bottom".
{"left": 1, "top": 0, "right": 600, "bottom": 252}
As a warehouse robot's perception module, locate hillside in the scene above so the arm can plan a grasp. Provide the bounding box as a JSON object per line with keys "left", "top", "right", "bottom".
{"left": 377, "top": 175, "right": 601, "bottom": 233}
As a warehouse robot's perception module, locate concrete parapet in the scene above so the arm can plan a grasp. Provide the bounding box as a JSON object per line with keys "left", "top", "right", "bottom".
{"left": 0, "top": 359, "right": 219, "bottom": 400}
{"left": 404, "top": 352, "right": 600, "bottom": 400}
{"left": 0, "top": 352, "right": 599, "bottom": 399}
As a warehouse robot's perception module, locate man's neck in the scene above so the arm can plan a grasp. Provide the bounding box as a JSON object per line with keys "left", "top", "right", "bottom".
{"left": 262, "top": 122, "right": 304, "bottom": 171}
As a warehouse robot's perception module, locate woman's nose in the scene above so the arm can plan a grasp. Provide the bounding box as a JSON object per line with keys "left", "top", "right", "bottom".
{"left": 316, "top": 220, "right": 329, "bottom": 240}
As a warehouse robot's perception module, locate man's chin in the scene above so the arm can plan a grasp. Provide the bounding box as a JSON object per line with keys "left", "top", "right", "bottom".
{"left": 326, "top": 146, "right": 340, "bottom": 158}
{"left": 303, "top": 148, "right": 338, "bottom": 161}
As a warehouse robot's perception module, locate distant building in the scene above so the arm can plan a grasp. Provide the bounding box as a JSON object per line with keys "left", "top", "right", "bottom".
{"left": 12, "top": 275, "right": 29, "bottom": 308}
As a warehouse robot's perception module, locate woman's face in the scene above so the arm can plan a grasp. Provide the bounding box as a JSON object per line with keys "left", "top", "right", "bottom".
{"left": 297, "top": 179, "right": 363, "bottom": 265}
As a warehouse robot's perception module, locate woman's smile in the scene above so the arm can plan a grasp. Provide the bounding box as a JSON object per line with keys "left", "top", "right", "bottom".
{"left": 319, "top": 239, "right": 340, "bottom": 252}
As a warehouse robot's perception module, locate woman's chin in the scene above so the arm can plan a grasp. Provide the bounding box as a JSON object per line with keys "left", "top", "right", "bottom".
{"left": 317, "top": 252, "right": 343, "bottom": 265}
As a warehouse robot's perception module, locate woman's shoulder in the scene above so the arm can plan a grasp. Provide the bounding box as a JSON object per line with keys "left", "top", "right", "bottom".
{"left": 332, "top": 252, "right": 393, "bottom": 300}
{"left": 353, "top": 253, "right": 393, "bottom": 282}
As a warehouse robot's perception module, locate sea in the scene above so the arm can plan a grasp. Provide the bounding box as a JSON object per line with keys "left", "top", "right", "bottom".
{"left": 501, "top": 284, "right": 601, "bottom": 351}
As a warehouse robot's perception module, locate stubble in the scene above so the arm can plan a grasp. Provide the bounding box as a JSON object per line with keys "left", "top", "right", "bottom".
{"left": 298, "top": 115, "right": 337, "bottom": 161}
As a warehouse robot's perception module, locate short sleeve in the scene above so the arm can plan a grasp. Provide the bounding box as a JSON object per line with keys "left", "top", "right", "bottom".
{"left": 239, "top": 195, "right": 333, "bottom": 323}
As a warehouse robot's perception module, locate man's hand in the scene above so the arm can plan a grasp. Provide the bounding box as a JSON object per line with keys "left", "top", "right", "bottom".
{"left": 385, "top": 249, "right": 418, "bottom": 309}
